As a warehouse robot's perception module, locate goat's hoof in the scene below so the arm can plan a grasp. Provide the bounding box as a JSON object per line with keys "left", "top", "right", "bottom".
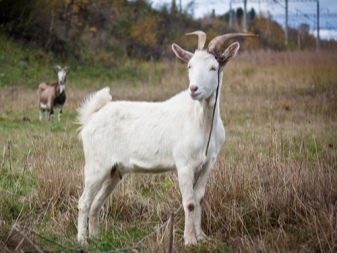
{"left": 77, "top": 235, "right": 88, "bottom": 247}
{"left": 196, "top": 231, "right": 209, "bottom": 241}
{"left": 88, "top": 230, "right": 100, "bottom": 238}
{"left": 184, "top": 236, "right": 197, "bottom": 246}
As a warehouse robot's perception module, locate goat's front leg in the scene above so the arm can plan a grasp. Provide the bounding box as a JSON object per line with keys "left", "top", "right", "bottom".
{"left": 58, "top": 106, "right": 63, "bottom": 122}
{"left": 193, "top": 158, "right": 215, "bottom": 241}
{"left": 177, "top": 168, "right": 197, "bottom": 246}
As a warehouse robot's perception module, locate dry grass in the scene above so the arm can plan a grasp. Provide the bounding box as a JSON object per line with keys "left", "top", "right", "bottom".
{"left": 0, "top": 50, "right": 336, "bottom": 252}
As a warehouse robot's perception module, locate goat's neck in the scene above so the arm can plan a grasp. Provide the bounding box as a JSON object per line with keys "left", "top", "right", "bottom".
{"left": 58, "top": 83, "right": 65, "bottom": 94}
{"left": 206, "top": 71, "right": 223, "bottom": 119}
{"left": 195, "top": 77, "right": 223, "bottom": 131}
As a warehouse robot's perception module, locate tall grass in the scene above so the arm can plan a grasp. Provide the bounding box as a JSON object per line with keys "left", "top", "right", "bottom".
{"left": 0, "top": 49, "right": 336, "bottom": 252}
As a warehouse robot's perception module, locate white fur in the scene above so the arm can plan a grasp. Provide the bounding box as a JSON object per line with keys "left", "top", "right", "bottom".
{"left": 77, "top": 41, "right": 241, "bottom": 246}
{"left": 77, "top": 87, "right": 112, "bottom": 130}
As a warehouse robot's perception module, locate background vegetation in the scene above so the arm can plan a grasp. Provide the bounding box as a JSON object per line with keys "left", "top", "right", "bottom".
{"left": 1, "top": 0, "right": 337, "bottom": 69}
{"left": 0, "top": 0, "right": 337, "bottom": 252}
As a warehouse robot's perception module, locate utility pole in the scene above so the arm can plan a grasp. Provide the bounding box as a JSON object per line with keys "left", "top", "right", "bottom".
{"left": 297, "top": 25, "right": 301, "bottom": 49}
{"left": 231, "top": 0, "right": 326, "bottom": 49}
{"left": 267, "top": 11, "right": 271, "bottom": 41}
{"left": 243, "top": 0, "right": 247, "bottom": 32}
{"left": 285, "top": 0, "right": 288, "bottom": 45}
{"left": 316, "top": 0, "right": 320, "bottom": 50}
{"left": 229, "top": 0, "right": 233, "bottom": 27}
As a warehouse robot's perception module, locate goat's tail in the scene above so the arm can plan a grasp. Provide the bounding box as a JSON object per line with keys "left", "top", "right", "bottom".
{"left": 77, "top": 87, "right": 112, "bottom": 128}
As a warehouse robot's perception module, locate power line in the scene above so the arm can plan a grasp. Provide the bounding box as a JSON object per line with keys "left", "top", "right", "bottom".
{"left": 324, "top": 21, "right": 337, "bottom": 30}
{"left": 229, "top": 0, "right": 336, "bottom": 49}
{"left": 273, "top": 11, "right": 337, "bottom": 18}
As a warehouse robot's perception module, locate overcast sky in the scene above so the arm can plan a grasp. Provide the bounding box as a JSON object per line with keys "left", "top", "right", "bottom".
{"left": 151, "top": 0, "right": 337, "bottom": 40}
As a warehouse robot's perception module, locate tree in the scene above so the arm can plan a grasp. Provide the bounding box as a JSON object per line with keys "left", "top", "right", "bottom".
{"left": 252, "top": 15, "right": 286, "bottom": 50}
{"left": 171, "top": 0, "right": 178, "bottom": 15}
{"left": 249, "top": 8, "right": 256, "bottom": 21}
{"left": 236, "top": 7, "right": 244, "bottom": 27}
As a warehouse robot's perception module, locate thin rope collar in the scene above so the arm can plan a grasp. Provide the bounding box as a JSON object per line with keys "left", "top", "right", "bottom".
{"left": 194, "top": 68, "right": 220, "bottom": 189}
{"left": 205, "top": 68, "right": 221, "bottom": 157}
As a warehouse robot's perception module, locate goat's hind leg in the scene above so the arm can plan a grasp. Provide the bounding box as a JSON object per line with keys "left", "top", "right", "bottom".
{"left": 78, "top": 164, "right": 107, "bottom": 244}
{"left": 39, "top": 108, "right": 44, "bottom": 121}
{"left": 88, "top": 165, "right": 122, "bottom": 237}
{"left": 39, "top": 102, "right": 47, "bottom": 121}
{"left": 48, "top": 107, "right": 54, "bottom": 121}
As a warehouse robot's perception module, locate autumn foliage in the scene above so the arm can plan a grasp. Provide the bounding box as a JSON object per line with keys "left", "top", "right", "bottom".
{"left": 0, "top": 0, "right": 334, "bottom": 63}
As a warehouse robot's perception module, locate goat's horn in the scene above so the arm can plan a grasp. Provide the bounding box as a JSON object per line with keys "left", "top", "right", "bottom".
{"left": 186, "top": 31, "right": 206, "bottom": 50}
{"left": 207, "top": 33, "right": 258, "bottom": 54}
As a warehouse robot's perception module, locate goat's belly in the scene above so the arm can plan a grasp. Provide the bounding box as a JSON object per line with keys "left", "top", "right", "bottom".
{"left": 40, "top": 102, "right": 48, "bottom": 109}
{"left": 125, "top": 157, "right": 176, "bottom": 174}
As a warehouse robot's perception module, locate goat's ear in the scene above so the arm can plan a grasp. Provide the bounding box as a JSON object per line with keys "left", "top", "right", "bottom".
{"left": 54, "top": 66, "right": 61, "bottom": 73}
{"left": 172, "top": 43, "right": 193, "bottom": 62}
{"left": 64, "top": 66, "right": 70, "bottom": 74}
{"left": 219, "top": 42, "right": 240, "bottom": 65}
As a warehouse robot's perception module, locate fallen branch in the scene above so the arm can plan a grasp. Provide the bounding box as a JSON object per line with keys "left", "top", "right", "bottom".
{"left": 11, "top": 225, "right": 44, "bottom": 253}
{"left": 168, "top": 211, "right": 175, "bottom": 253}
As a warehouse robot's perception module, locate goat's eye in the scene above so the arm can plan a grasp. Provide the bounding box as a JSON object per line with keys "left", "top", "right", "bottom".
{"left": 187, "top": 65, "right": 191, "bottom": 69}
{"left": 210, "top": 66, "right": 216, "bottom": 71}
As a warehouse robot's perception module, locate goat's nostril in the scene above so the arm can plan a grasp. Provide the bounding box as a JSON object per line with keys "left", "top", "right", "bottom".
{"left": 190, "top": 85, "right": 198, "bottom": 93}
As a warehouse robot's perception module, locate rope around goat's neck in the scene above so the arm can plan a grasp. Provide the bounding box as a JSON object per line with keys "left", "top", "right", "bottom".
{"left": 205, "top": 68, "right": 221, "bottom": 157}
{"left": 194, "top": 68, "right": 220, "bottom": 189}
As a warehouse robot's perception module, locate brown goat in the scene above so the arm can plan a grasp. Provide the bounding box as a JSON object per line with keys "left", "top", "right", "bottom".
{"left": 37, "top": 66, "right": 70, "bottom": 121}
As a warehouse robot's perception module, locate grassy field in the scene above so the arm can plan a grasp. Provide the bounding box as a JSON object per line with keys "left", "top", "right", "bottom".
{"left": 0, "top": 49, "right": 337, "bottom": 252}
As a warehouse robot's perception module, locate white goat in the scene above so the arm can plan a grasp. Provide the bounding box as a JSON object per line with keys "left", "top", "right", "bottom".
{"left": 77, "top": 31, "right": 256, "bottom": 246}
{"left": 37, "top": 66, "right": 70, "bottom": 121}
